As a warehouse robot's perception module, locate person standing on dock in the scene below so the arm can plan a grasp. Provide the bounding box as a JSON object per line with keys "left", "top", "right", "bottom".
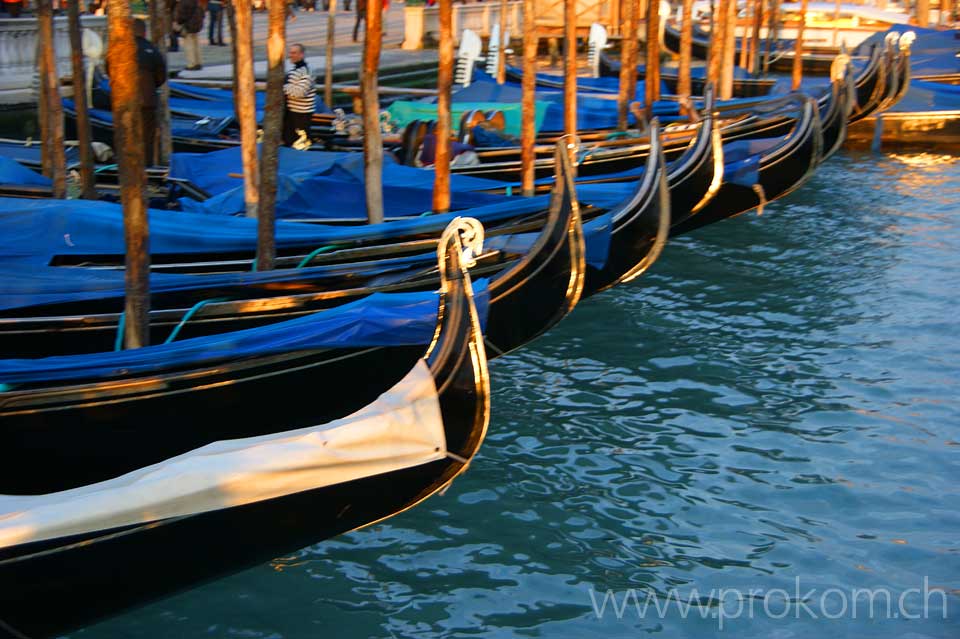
{"left": 133, "top": 18, "right": 167, "bottom": 165}
{"left": 207, "top": 0, "right": 225, "bottom": 45}
{"left": 282, "top": 43, "right": 316, "bottom": 146}
{"left": 175, "top": 0, "right": 205, "bottom": 70}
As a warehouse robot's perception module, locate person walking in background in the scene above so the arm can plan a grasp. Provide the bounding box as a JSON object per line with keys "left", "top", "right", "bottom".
{"left": 175, "top": 0, "right": 205, "bottom": 70}
{"left": 282, "top": 43, "right": 316, "bottom": 146}
{"left": 352, "top": 0, "right": 365, "bottom": 41}
{"left": 207, "top": 0, "right": 224, "bottom": 45}
{"left": 169, "top": 0, "right": 181, "bottom": 51}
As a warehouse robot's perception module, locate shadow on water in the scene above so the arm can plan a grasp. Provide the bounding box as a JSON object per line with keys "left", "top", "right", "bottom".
{"left": 74, "top": 151, "right": 960, "bottom": 638}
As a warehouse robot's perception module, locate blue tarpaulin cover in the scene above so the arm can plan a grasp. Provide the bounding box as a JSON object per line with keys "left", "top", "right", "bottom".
{"left": 170, "top": 147, "right": 508, "bottom": 218}
{"left": 0, "top": 142, "right": 80, "bottom": 169}
{"left": 856, "top": 26, "right": 960, "bottom": 77}
{"left": 0, "top": 158, "right": 50, "bottom": 186}
{"left": 722, "top": 137, "right": 781, "bottom": 187}
{"left": 0, "top": 254, "right": 436, "bottom": 312}
{"left": 0, "top": 281, "right": 489, "bottom": 385}
{"left": 887, "top": 79, "right": 960, "bottom": 113}
{"left": 0, "top": 195, "right": 556, "bottom": 266}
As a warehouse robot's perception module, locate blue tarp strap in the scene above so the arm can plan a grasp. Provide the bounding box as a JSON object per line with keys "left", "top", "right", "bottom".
{"left": 165, "top": 297, "right": 230, "bottom": 344}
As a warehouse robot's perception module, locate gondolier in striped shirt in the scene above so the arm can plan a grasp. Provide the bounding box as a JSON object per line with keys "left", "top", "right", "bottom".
{"left": 283, "top": 43, "right": 316, "bottom": 147}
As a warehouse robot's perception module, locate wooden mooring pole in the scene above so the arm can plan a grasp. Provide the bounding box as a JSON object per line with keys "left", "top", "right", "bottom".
{"left": 68, "top": 0, "right": 96, "bottom": 198}
{"left": 644, "top": 0, "right": 661, "bottom": 120}
{"left": 107, "top": 0, "right": 150, "bottom": 348}
{"left": 150, "top": 0, "right": 172, "bottom": 165}
{"left": 235, "top": 0, "right": 259, "bottom": 219}
{"left": 324, "top": 0, "right": 337, "bottom": 108}
{"left": 433, "top": 0, "right": 453, "bottom": 214}
{"left": 496, "top": 0, "right": 508, "bottom": 84}
{"left": 678, "top": 0, "right": 694, "bottom": 100}
{"left": 563, "top": 0, "right": 577, "bottom": 139}
{"left": 707, "top": 0, "right": 727, "bottom": 92}
{"left": 791, "top": 0, "right": 808, "bottom": 90}
{"left": 618, "top": 0, "right": 638, "bottom": 130}
{"left": 362, "top": 0, "right": 385, "bottom": 223}
{"left": 256, "top": 0, "right": 286, "bottom": 270}
{"left": 520, "top": 0, "right": 537, "bottom": 196}
{"left": 37, "top": 0, "right": 66, "bottom": 198}
{"left": 721, "top": 0, "right": 737, "bottom": 98}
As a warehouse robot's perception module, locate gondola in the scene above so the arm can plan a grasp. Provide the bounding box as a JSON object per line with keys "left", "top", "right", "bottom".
{"left": 818, "top": 57, "right": 854, "bottom": 160}
{"left": 0, "top": 145, "right": 589, "bottom": 358}
{"left": 582, "top": 120, "right": 670, "bottom": 296}
{"left": 672, "top": 93, "right": 823, "bottom": 236}
{"left": 660, "top": 17, "right": 863, "bottom": 75}
{"left": 2, "top": 186, "right": 568, "bottom": 274}
{"left": 872, "top": 33, "right": 914, "bottom": 114}
{"left": 593, "top": 50, "right": 778, "bottom": 98}
{"left": 63, "top": 98, "right": 243, "bottom": 155}
{"left": 0, "top": 218, "right": 490, "bottom": 638}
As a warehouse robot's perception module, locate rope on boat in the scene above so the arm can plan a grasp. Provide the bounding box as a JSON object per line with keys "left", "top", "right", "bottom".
{"left": 446, "top": 451, "right": 470, "bottom": 465}
{"left": 113, "top": 311, "right": 126, "bottom": 351}
{"left": 483, "top": 338, "right": 506, "bottom": 357}
{"left": 437, "top": 451, "right": 472, "bottom": 496}
{"left": 164, "top": 298, "right": 230, "bottom": 344}
{"left": 94, "top": 163, "right": 118, "bottom": 174}
{"left": 296, "top": 245, "right": 338, "bottom": 269}
{"left": 752, "top": 184, "right": 768, "bottom": 217}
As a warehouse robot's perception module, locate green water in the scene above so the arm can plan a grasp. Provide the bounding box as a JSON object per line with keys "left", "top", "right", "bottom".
{"left": 74, "top": 150, "right": 959, "bottom": 638}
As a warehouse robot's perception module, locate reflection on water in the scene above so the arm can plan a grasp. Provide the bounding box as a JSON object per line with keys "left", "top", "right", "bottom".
{"left": 76, "top": 151, "right": 959, "bottom": 638}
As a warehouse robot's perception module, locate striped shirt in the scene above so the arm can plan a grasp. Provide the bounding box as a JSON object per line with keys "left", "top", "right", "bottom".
{"left": 284, "top": 61, "right": 316, "bottom": 114}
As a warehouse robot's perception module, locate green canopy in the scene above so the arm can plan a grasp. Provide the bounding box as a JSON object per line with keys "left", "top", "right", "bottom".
{"left": 386, "top": 101, "right": 550, "bottom": 138}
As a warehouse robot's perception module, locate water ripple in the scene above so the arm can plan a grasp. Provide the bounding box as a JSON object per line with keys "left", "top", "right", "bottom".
{"left": 77, "top": 151, "right": 960, "bottom": 638}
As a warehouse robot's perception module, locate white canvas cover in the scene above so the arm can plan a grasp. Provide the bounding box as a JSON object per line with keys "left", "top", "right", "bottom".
{"left": 0, "top": 361, "right": 445, "bottom": 549}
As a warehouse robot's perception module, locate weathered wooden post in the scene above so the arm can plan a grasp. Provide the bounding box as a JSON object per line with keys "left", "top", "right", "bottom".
{"left": 149, "top": 0, "right": 172, "bottom": 165}
{"left": 831, "top": 0, "right": 841, "bottom": 47}
{"left": 362, "top": 0, "right": 385, "bottom": 223}
{"left": 235, "top": 0, "right": 259, "bottom": 219}
{"left": 763, "top": 0, "right": 781, "bottom": 75}
{"left": 256, "top": 0, "right": 286, "bottom": 271}
{"left": 739, "top": 8, "right": 750, "bottom": 68}
{"left": 496, "top": 0, "right": 508, "bottom": 83}
{"left": 68, "top": 0, "right": 96, "bottom": 198}
{"left": 678, "top": 0, "right": 694, "bottom": 100}
{"left": 749, "top": 0, "right": 763, "bottom": 73}
{"left": 107, "top": 0, "right": 150, "bottom": 348}
{"left": 721, "top": 0, "right": 737, "bottom": 98}
{"left": 520, "top": 0, "right": 537, "bottom": 196}
{"left": 707, "top": 0, "right": 727, "bottom": 90}
{"left": 564, "top": 0, "right": 577, "bottom": 138}
{"left": 916, "top": 0, "right": 930, "bottom": 26}
{"left": 791, "top": 0, "right": 808, "bottom": 90}
{"left": 324, "top": 0, "right": 337, "bottom": 108}
{"left": 618, "top": 0, "right": 638, "bottom": 130}
{"left": 433, "top": 0, "right": 453, "bottom": 214}
{"left": 644, "top": 0, "right": 661, "bottom": 119}
{"left": 37, "top": 0, "right": 67, "bottom": 198}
